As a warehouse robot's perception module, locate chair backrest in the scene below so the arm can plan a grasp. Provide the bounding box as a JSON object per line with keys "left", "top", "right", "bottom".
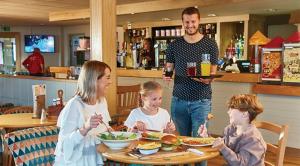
{"left": 4, "top": 125, "right": 59, "bottom": 166}
{"left": 254, "top": 121, "right": 288, "bottom": 166}
{"left": 3, "top": 106, "right": 33, "bottom": 114}
{"left": 113, "top": 84, "right": 140, "bottom": 124}
{"left": 0, "top": 103, "right": 14, "bottom": 115}
{"left": 117, "top": 84, "right": 141, "bottom": 114}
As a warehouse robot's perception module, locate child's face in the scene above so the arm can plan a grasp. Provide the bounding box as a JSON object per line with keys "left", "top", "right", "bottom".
{"left": 142, "top": 90, "right": 162, "bottom": 110}
{"left": 227, "top": 108, "right": 249, "bottom": 125}
{"left": 97, "top": 68, "right": 112, "bottom": 96}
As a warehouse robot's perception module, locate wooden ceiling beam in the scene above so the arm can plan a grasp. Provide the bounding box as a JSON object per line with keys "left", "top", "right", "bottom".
{"left": 49, "top": 0, "right": 249, "bottom": 22}
{"left": 49, "top": 9, "right": 90, "bottom": 22}
{"left": 289, "top": 10, "right": 300, "bottom": 24}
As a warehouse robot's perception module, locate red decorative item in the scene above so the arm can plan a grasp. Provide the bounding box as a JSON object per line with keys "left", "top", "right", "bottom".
{"left": 263, "top": 37, "right": 285, "bottom": 48}
{"left": 285, "top": 31, "right": 300, "bottom": 43}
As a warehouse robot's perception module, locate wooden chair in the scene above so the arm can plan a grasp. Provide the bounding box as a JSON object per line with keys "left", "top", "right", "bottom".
{"left": 0, "top": 103, "right": 14, "bottom": 115}
{"left": 1, "top": 106, "right": 33, "bottom": 166}
{"left": 2, "top": 106, "right": 33, "bottom": 114}
{"left": 111, "top": 84, "right": 140, "bottom": 128}
{"left": 4, "top": 125, "right": 59, "bottom": 166}
{"left": 254, "top": 121, "right": 289, "bottom": 166}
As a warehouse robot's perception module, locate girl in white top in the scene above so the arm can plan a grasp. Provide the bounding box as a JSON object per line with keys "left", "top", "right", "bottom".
{"left": 124, "top": 81, "right": 175, "bottom": 133}
{"left": 54, "top": 61, "right": 112, "bottom": 166}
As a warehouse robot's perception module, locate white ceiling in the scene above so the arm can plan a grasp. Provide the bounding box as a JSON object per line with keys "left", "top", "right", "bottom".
{"left": 0, "top": 0, "right": 299, "bottom": 26}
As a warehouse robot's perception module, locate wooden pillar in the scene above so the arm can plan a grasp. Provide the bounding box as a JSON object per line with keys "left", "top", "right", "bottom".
{"left": 90, "top": 0, "right": 117, "bottom": 116}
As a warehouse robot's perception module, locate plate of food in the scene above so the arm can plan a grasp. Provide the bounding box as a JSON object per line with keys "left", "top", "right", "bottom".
{"left": 181, "top": 137, "right": 216, "bottom": 147}
{"left": 136, "top": 142, "right": 162, "bottom": 155}
{"left": 98, "top": 131, "right": 141, "bottom": 150}
{"left": 141, "top": 131, "right": 163, "bottom": 141}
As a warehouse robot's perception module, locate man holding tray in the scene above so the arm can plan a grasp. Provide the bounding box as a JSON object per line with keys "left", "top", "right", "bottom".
{"left": 163, "top": 7, "right": 219, "bottom": 138}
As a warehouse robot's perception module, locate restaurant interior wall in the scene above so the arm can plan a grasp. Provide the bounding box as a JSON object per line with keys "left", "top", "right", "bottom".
{"left": 268, "top": 24, "right": 298, "bottom": 39}
{"left": 11, "top": 26, "right": 63, "bottom": 69}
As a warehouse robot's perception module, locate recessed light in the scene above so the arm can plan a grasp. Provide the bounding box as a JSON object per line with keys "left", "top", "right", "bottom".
{"left": 265, "top": 8, "right": 278, "bottom": 12}
{"left": 131, "top": 12, "right": 135, "bottom": 15}
{"left": 207, "top": 13, "right": 216, "bottom": 17}
{"left": 161, "top": 17, "right": 171, "bottom": 21}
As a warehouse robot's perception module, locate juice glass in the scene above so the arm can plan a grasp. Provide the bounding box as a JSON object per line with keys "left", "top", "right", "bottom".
{"left": 187, "top": 62, "right": 196, "bottom": 76}
{"left": 201, "top": 54, "right": 211, "bottom": 76}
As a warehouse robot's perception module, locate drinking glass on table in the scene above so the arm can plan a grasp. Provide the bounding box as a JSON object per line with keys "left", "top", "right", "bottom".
{"left": 187, "top": 62, "right": 197, "bottom": 77}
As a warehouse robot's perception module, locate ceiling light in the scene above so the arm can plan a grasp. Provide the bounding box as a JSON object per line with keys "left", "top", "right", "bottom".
{"left": 161, "top": 17, "right": 171, "bottom": 21}
{"left": 207, "top": 13, "right": 216, "bottom": 17}
{"left": 265, "top": 9, "right": 278, "bottom": 12}
{"left": 131, "top": 12, "right": 135, "bottom": 15}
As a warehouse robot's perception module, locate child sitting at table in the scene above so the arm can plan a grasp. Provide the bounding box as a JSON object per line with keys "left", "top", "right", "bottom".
{"left": 211, "top": 94, "right": 267, "bottom": 166}
{"left": 124, "top": 81, "right": 175, "bottom": 133}
{"left": 54, "top": 61, "right": 112, "bottom": 166}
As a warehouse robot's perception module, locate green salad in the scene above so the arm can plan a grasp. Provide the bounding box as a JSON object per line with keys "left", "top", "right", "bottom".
{"left": 99, "top": 133, "right": 137, "bottom": 140}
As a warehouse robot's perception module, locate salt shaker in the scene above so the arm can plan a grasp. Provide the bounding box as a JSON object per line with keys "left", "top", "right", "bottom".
{"left": 40, "top": 108, "right": 46, "bottom": 122}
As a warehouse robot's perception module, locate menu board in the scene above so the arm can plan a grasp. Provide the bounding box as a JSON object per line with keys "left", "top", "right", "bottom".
{"left": 283, "top": 44, "right": 300, "bottom": 83}
{"left": 261, "top": 49, "right": 282, "bottom": 81}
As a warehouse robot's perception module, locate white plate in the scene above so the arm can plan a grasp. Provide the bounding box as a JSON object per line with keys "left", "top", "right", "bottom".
{"left": 139, "top": 148, "right": 159, "bottom": 155}
{"left": 181, "top": 142, "right": 213, "bottom": 147}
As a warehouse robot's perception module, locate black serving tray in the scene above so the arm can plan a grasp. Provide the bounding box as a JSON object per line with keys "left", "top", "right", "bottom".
{"left": 189, "top": 74, "right": 223, "bottom": 79}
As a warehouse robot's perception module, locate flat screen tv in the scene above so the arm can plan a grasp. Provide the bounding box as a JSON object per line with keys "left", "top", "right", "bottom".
{"left": 24, "top": 35, "right": 55, "bottom": 53}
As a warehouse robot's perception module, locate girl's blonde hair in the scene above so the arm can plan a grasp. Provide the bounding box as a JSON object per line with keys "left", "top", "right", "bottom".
{"left": 140, "top": 81, "right": 162, "bottom": 97}
{"left": 76, "top": 60, "right": 111, "bottom": 103}
{"left": 228, "top": 94, "right": 263, "bottom": 122}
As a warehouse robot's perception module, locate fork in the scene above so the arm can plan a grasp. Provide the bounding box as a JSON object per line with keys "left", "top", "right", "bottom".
{"left": 94, "top": 113, "right": 113, "bottom": 135}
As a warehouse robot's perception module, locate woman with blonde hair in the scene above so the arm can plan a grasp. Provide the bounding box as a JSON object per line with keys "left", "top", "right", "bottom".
{"left": 54, "top": 60, "right": 112, "bottom": 166}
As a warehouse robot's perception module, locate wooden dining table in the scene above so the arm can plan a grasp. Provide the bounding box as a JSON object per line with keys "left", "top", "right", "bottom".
{"left": 97, "top": 139, "right": 220, "bottom": 166}
{"left": 0, "top": 113, "right": 57, "bottom": 128}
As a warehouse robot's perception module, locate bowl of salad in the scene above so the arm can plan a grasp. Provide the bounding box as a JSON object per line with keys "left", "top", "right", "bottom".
{"left": 98, "top": 131, "right": 140, "bottom": 150}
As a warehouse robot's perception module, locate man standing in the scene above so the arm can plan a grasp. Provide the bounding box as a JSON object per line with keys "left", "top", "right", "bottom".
{"left": 164, "top": 7, "right": 219, "bottom": 137}
{"left": 22, "top": 48, "right": 45, "bottom": 76}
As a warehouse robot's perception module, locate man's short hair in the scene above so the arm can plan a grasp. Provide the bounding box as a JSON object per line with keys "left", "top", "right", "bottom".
{"left": 182, "top": 7, "right": 200, "bottom": 20}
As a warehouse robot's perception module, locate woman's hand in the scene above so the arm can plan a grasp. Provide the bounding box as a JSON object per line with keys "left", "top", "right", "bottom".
{"left": 80, "top": 114, "right": 103, "bottom": 136}
{"left": 134, "top": 121, "right": 146, "bottom": 131}
{"left": 164, "top": 122, "right": 176, "bottom": 133}
{"left": 212, "top": 137, "right": 225, "bottom": 150}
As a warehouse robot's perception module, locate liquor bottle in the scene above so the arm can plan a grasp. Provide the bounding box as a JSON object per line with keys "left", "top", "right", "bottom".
{"left": 205, "top": 24, "right": 211, "bottom": 35}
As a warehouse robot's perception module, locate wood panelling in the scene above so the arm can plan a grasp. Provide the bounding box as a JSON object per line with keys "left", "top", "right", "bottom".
{"left": 252, "top": 84, "right": 300, "bottom": 97}
{"left": 90, "top": 0, "right": 117, "bottom": 116}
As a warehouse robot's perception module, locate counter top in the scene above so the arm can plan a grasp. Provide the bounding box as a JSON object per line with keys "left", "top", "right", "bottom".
{"left": 117, "top": 68, "right": 260, "bottom": 83}
{"left": 252, "top": 84, "right": 300, "bottom": 97}
{"left": 0, "top": 74, "right": 77, "bottom": 83}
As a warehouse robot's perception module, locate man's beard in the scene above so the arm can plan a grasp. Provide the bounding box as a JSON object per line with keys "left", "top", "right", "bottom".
{"left": 185, "top": 27, "right": 199, "bottom": 36}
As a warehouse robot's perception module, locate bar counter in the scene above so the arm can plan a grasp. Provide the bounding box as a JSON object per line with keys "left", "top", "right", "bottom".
{"left": 116, "top": 68, "right": 260, "bottom": 83}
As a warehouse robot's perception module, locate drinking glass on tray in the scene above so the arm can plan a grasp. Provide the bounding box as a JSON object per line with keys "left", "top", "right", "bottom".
{"left": 187, "top": 62, "right": 197, "bottom": 77}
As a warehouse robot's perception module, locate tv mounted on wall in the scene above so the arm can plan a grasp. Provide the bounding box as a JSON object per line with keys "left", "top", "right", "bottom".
{"left": 24, "top": 35, "right": 55, "bottom": 53}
